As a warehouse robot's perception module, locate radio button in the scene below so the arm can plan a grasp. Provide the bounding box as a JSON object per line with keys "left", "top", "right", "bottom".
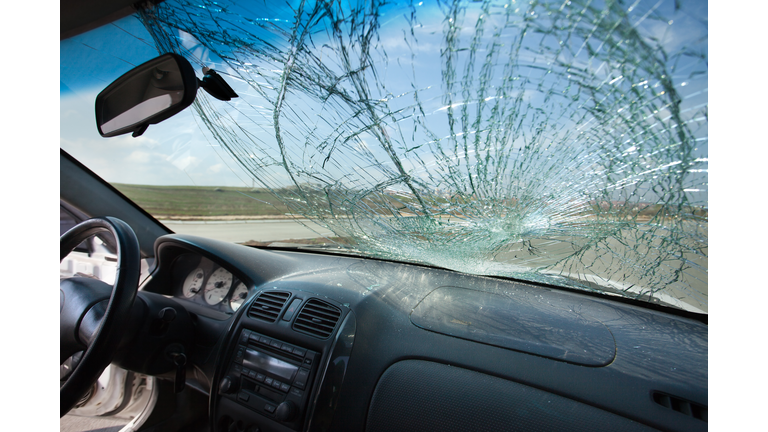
{"left": 289, "top": 387, "right": 303, "bottom": 398}
{"left": 303, "top": 358, "right": 312, "bottom": 366}
{"left": 264, "top": 404, "right": 276, "bottom": 414}
{"left": 248, "top": 370, "right": 257, "bottom": 379}
{"left": 271, "top": 380, "right": 282, "bottom": 390}
{"left": 280, "top": 343, "right": 294, "bottom": 353}
{"left": 259, "top": 336, "right": 270, "bottom": 345}
{"left": 270, "top": 340, "right": 282, "bottom": 349}
{"left": 240, "top": 330, "right": 250, "bottom": 343}
{"left": 292, "top": 347, "right": 306, "bottom": 356}
{"left": 255, "top": 373, "right": 265, "bottom": 382}
{"left": 294, "top": 368, "right": 310, "bottom": 389}
{"left": 238, "top": 392, "right": 250, "bottom": 402}
{"left": 280, "top": 383, "right": 290, "bottom": 393}
{"left": 264, "top": 378, "right": 274, "bottom": 386}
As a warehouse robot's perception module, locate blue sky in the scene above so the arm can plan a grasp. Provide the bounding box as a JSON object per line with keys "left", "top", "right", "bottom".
{"left": 60, "top": 0, "right": 708, "bottom": 198}
{"left": 61, "top": 14, "right": 257, "bottom": 186}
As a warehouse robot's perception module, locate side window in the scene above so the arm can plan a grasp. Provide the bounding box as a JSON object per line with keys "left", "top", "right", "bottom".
{"left": 60, "top": 203, "right": 118, "bottom": 284}
{"left": 59, "top": 205, "right": 80, "bottom": 237}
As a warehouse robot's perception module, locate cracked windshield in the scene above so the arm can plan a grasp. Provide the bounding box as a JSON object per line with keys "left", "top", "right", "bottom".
{"left": 60, "top": 0, "right": 708, "bottom": 313}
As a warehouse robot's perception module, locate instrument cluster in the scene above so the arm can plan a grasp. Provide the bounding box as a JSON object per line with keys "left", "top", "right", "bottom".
{"left": 173, "top": 253, "right": 251, "bottom": 312}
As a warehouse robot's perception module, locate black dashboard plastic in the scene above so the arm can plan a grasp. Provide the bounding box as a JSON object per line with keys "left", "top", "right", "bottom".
{"left": 367, "top": 360, "right": 657, "bottom": 432}
{"left": 410, "top": 285, "right": 616, "bottom": 366}
{"left": 142, "top": 234, "right": 707, "bottom": 432}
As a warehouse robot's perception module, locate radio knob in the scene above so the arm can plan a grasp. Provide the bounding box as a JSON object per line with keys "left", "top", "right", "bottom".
{"left": 219, "top": 376, "right": 237, "bottom": 394}
{"left": 275, "top": 401, "right": 297, "bottom": 422}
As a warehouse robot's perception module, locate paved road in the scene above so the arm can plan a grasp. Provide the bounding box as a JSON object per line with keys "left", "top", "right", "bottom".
{"left": 161, "top": 218, "right": 334, "bottom": 243}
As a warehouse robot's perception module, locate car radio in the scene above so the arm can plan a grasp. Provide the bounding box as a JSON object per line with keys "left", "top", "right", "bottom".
{"left": 219, "top": 329, "right": 319, "bottom": 426}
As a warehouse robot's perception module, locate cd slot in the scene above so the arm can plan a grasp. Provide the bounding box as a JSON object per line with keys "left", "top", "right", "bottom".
{"left": 239, "top": 377, "right": 283, "bottom": 404}
{"left": 241, "top": 378, "right": 257, "bottom": 393}
{"left": 249, "top": 342, "right": 301, "bottom": 363}
{"left": 258, "top": 385, "right": 282, "bottom": 403}
{"left": 242, "top": 349, "right": 299, "bottom": 382}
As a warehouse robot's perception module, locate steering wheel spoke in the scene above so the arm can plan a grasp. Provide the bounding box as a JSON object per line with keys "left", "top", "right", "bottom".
{"left": 60, "top": 277, "right": 112, "bottom": 360}
{"left": 78, "top": 299, "right": 109, "bottom": 347}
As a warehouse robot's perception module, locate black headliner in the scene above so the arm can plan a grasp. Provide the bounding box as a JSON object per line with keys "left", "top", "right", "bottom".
{"left": 60, "top": 0, "right": 164, "bottom": 40}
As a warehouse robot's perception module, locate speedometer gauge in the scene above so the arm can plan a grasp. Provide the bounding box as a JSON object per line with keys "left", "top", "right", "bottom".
{"left": 204, "top": 267, "right": 233, "bottom": 305}
{"left": 229, "top": 282, "right": 249, "bottom": 311}
{"left": 182, "top": 268, "right": 205, "bottom": 298}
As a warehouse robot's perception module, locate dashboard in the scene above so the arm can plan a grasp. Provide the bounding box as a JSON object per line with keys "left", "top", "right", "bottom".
{"left": 140, "top": 234, "right": 708, "bottom": 432}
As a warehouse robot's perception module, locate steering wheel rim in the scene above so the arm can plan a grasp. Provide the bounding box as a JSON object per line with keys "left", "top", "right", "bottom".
{"left": 60, "top": 216, "right": 140, "bottom": 417}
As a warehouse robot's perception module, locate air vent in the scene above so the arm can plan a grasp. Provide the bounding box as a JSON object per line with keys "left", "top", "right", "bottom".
{"left": 293, "top": 299, "right": 341, "bottom": 339}
{"left": 248, "top": 291, "right": 291, "bottom": 322}
{"left": 652, "top": 392, "right": 707, "bottom": 422}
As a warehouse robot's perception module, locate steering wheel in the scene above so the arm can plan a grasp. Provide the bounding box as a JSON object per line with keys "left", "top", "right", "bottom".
{"left": 60, "top": 217, "right": 141, "bottom": 417}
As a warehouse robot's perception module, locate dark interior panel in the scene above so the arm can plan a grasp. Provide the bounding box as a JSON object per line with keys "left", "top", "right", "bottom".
{"left": 139, "top": 235, "right": 707, "bottom": 432}
{"left": 367, "top": 360, "right": 657, "bottom": 432}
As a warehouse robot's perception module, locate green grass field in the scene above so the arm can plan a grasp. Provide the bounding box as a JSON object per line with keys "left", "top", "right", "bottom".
{"left": 112, "top": 184, "right": 291, "bottom": 218}
{"left": 112, "top": 183, "right": 708, "bottom": 223}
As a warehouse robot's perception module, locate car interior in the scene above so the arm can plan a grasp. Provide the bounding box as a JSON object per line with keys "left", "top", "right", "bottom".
{"left": 59, "top": 1, "right": 708, "bottom": 431}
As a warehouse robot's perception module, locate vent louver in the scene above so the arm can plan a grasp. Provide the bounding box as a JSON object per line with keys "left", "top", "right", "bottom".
{"left": 652, "top": 392, "right": 707, "bottom": 422}
{"left": 248, "top": 291, "right": 290, "bottom": 322}
{"left": 292, "top": 299, "right": 341, "bottom": 339}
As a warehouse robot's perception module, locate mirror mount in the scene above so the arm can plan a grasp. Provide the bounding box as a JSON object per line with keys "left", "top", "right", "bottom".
{"left": 198, "top": 67, "right": 238, "bottom": 102}
{"left": 95, "top": 53, "right": 238, "bottom": 138}
{"left": 132, "top": 124, "right": 150, "bottom": 138}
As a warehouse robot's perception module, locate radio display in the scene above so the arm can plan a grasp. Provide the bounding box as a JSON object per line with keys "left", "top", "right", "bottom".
{"left": 243, "top": 349, "right": 299, "bottom": 382}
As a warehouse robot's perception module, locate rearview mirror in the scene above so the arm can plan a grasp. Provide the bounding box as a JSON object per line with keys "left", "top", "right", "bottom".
{"left": 95, "top": 53, "right": 198, "bottom": 138}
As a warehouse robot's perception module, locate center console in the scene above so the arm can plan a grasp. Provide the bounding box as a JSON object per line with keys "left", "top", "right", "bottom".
{"left": 212, "top": 289, "right": 355, "bottom": 432}
{"left": 218, "top": 329, "right": 319, "bottom": 429}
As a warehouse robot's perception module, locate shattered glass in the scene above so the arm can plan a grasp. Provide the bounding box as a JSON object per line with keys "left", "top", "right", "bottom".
{"left": 134, "top": 0, "right": 707, "bottom": 312}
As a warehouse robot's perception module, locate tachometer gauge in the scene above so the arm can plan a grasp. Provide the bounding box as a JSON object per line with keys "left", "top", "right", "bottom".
{"left": 204, "top": 267, "right": 233, "bottom": 305}
{"left": 182, "top": 268, "right": 206, "bottom": 298}
{"left": 229, "top": 282, "right": 249, "bottom": 311}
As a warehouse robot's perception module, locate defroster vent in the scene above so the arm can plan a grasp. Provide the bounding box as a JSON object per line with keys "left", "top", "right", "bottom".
{"left": 248, "top": 291, "right": 290, "bottom": 322}
{"left": 293, "top": 299, "right": 341, "bottom": 339}
{"left": 652, "top": 391, "right": 707, "bottom": 422}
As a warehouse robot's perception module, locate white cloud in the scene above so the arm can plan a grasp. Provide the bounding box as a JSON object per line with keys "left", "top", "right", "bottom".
{"left": 126, "top": 150, "right": 152, "bottom": 163}
{"left": 167, "top": 151, "right": 199, "bottom": 171}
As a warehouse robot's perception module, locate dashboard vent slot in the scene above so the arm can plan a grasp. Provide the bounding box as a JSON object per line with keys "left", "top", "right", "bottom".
{"left": 248, "top": 291, "right": 290, "bottom": 322}
{"left": 652, "top": 392, "right": 707, "bottom": 422}
{"left": 293, "top": 299, "right": 341, "bottom": 339}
